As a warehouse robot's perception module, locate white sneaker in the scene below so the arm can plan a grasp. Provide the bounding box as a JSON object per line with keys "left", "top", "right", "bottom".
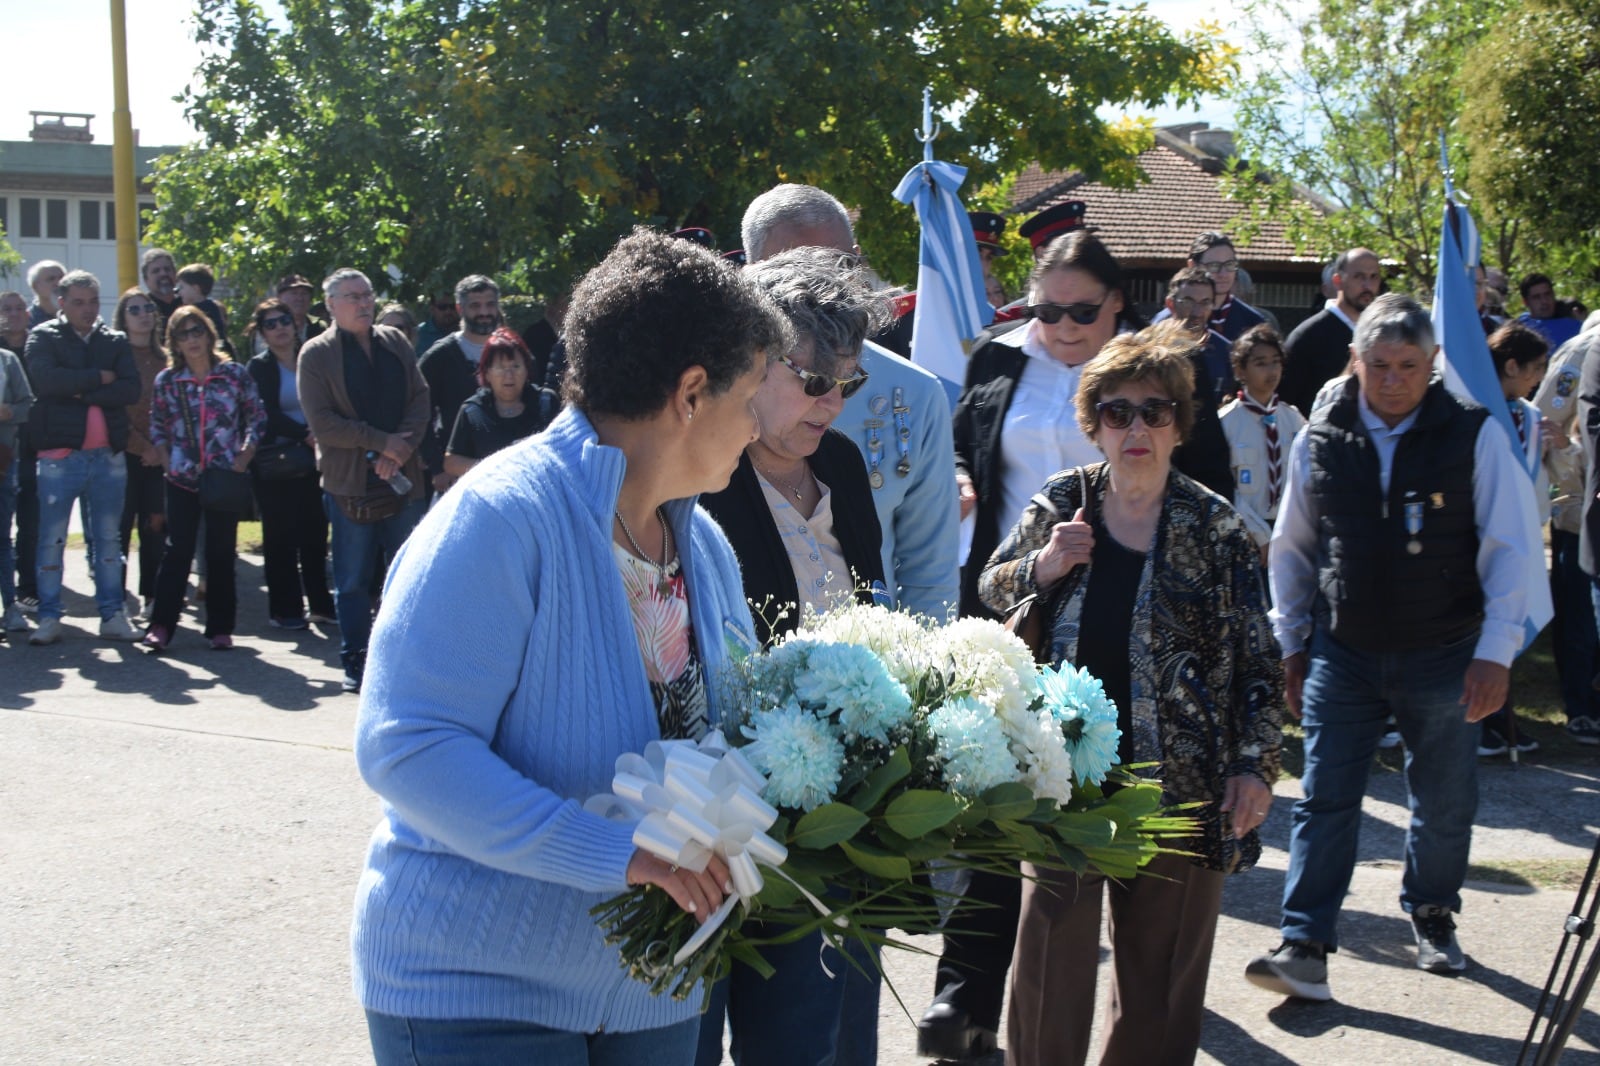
{"left": 1, "top": 604, "right": 29, "bottom": 632}
{"left": 99, "top": 612, "right": 141, "bottom": 641}
{"left": 124, "top": 591, "right": 143, "bottom": 620}
{"left": 29, "top": 617, "right": 64, "bottom": 645}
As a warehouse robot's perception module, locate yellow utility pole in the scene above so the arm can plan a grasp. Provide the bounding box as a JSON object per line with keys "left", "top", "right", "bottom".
{"left": 109, "top": 0, "right": 138, "bottom": 293}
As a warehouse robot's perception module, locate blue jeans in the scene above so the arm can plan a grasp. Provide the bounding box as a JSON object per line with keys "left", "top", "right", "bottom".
{"left": 365, "top": 1012, "right": 699, "bottom": 1066}
{"left": 695, "top": 929, "right": 876, "bottom": 1066}
{"left": 36, "top": 448, "right": 127, "bottom": 621}
{"left": 325, "top": 492, "right": 423, "bottom": 674}
{"left": 1281, "top": 631, "right": 1481, "bottom": 949}
{"left": 0, "top": 457, "right": 17, "bottom": 607}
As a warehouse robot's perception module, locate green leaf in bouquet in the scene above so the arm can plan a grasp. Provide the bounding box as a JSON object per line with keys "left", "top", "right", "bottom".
{"left": 871, "top": 823, "right": 957, "bottom": 865}
{"left": 1106, "top": 783, "right": 1166, "bottom": 817}
{"left": 753, "top": 874, "right": 804, "bottom": 909}
{"left": 979, "top": 781, "right": 1037, "bottom": 822}
{"left": 996, "top": 820, "right": 1048, "bottom": 856}
{"left": 850, "top": 745, "right": 913, "bottom": 811}
{"left": 1053, "top": 811, "right": 1117, "bottom": 848}
{"left": 950, "top": 797, "right": 990, "bottom": 830}
{"left": 883, "top": 789, "right": 964, "bottom": 839}
{"left": 778, "top": 848, "right": 852, "bottom": 882}
{"left": 792, "top": 803, "right": 871, "bottom": 849}
{"left": 725, "top": 939, "right": 778, "bottom": 981}
{"left": 840, "top": 839, "right": 914, "bottom": 880}
{"left": 1052, "top": 841, "right": 1090, "bottom": 876}
{"left": 1023, "top": 797, "right": 1062, "bottom": 824}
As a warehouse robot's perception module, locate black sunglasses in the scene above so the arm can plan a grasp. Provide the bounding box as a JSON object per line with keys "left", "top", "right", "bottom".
{"left": 259, "top": 313, "right": 295, "bottom": 330}
{"left": 1028, "top": 297, "right": 1108, "bottom": 326}
{"left": 126, "top": 304, "right": 159, "bottom": 317}
{"left": 778, "top": 353, "right": 869, "bottom": 399}
{"left": 173, "top": 325, "right": 209, "bottom": 341}
{"left": 1096, "top": 398, "right": 1177, "bottom": 430}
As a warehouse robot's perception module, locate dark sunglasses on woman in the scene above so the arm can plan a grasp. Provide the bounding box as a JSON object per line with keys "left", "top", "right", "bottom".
{"left": 259, "top": 314, "right": 295, "bottom": 330}
{"left": 1096, "top": 398, "right": 1177, "bottom": 430}
{"left": 778, "top": 353, "right": 869, "bottom": 400}
{"left": 1027, "top": 297, "right": 1108, "bottom": 326}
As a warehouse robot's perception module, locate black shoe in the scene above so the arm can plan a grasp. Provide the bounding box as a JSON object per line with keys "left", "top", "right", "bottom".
{"left": 916, "top": 1002, "right": 997, "bottom": 1060}
{"left": 341, "top": 673, "right": 362, "bottom": 694}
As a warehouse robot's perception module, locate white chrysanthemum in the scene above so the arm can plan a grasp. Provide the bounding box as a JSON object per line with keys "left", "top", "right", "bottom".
{"left": 743, "top": 700, "right": 845, "bottom": 811}
{"left": 928, "top": 697, "right": 1022, "bottom": 795}
{"left": 1007, "top": 707, "right": 1076, "bottom": 803}
{"left": 942, "top": 646, "right": 1036, "bottom": 727}
{"left": 791, "top": 641, "right": 914, "bottom": 743}
{"left": 800, "top": 603, "right": 934, "bottom": 688}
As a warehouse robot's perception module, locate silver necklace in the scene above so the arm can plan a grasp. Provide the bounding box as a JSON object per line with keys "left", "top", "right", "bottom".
{"left": 757, "top": 461, "right": 811, "bottom": 503}
{"left": 615, "top": 507, "right": 674, "bottom": 595}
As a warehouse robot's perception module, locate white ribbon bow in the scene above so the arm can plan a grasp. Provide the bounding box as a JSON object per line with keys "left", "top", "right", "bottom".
{"left": 586, "top": 734, "right": 839, "bottom": 965}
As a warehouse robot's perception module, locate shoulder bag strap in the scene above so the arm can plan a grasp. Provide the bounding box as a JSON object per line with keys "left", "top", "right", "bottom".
{"left": 176, "top": 376, "right": 205, "bottom": 471}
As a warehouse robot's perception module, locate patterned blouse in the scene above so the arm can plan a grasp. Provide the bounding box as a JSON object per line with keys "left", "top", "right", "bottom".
{"left": 148, "top": 360, "right": 267, "bottom": 492}
{"left": 613, "top": 544, "right": 709, "bottom": 742}
{"left": 980, "top": 462, "right": 1285, "bottom": 872}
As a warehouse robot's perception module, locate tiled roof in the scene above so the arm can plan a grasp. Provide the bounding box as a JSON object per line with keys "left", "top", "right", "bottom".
{"left": 1007, "top": 132, "right": 1327, "bottom": 269}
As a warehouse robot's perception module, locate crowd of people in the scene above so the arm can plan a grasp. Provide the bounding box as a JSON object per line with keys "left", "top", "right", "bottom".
{"left": 4, "top": 181, "right": 1598, "bottom": 1066}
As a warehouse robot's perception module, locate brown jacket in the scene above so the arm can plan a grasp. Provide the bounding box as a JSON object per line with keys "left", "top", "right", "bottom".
{"left": 297, "top": 323, "right": 429, "bottom": 498}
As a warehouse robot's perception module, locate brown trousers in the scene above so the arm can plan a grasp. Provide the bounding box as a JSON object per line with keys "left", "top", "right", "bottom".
{"left": 1006, "top": 851, "right": 1226, "bottom": 1066}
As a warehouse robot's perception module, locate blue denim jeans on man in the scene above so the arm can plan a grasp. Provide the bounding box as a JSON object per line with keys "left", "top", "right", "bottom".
{"left": 36, "top": 447, "right": 127, "bottom": 620}
{"left": 0, "top": 457, "right": 17, "bottom": 607}
{"left": 325, "top": 492, "right": 424, "bottom": 675}
{"left": 1280, "top": 630, "right": 1480, "bottom": 949}
{"left": 366, "top": 1011, "right": 699, "bottom": 1066}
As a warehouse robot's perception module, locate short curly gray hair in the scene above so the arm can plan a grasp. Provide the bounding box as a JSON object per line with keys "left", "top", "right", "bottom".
{"left": 742, "top": 247, "right": 894, "bottom": 372}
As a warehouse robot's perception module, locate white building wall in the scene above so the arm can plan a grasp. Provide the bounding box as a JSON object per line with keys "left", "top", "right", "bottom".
{"left": 1, "top": 189, "right": 157, "bottom": 322}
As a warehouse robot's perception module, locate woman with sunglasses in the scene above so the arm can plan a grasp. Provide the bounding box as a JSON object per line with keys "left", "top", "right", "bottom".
{"left": 142, "top": 307, "right": 265, "bottom": 651}
{"left": 985, "top": 321, "right": 1282, "bottom": 1065}
{"left": 695, "top": 247, "right": 891, "bottom": 1066}
{"left": 246, "top": 298, "right": 335, "bottom": 630}
{"left": 113, "top": 288, "right": 170, "bottom": 618}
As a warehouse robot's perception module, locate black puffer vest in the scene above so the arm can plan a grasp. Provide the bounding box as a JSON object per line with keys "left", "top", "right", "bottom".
{"left": 1306, "top": 378, "right": 1487, "bottom": 652}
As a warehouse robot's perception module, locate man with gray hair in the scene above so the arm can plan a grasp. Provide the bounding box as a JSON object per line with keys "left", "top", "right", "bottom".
{"left": 139, "top": 249, "right": 181, "bottom": 324}
{"left": 23, "top": 270, "right": 141, "bottom": 644}
{"left": 297, "top": 268, "right": 429, "bottom": 692}
{"left": 1246, "top": 292, "right": 1536, "bottom": 1000}
{"left": 26, "top": 260, "right": 67, "bottom": 327}
{"left": 417, "top": 274, "right": 503, "bottom": 496}
{"left": 741, "top": 183, "right": 959, "bottom": 624}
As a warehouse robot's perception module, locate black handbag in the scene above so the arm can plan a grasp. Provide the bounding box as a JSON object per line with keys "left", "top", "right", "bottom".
{"left": 253, "top": 439, "right": 317, "bottom": 481}
{"left": 1001, "top": 466, "right": 1091, "bottom": 664}
{"left": 178, "top": 380, "right": 256, "bottom": 514}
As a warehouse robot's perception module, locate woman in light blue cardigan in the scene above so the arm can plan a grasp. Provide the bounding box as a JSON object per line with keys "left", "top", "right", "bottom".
{"left": 352, "top": 229, "right": 792, "bottom": 1065}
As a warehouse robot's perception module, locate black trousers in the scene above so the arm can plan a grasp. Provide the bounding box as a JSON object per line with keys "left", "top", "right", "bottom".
{"left": 150, "top": 481, "right": 239, "bottom": 637}
{"left": 253, "top": 471, "right": 333, "bottom": 619}
{"left": 14, "top": 431, "right": 37, "bottom": 598}
{"left": 930, "top": 865, "right": 1022, "bottom": 1032}
{"left": 120, "top": 455, "right": 167, "bottom": 601}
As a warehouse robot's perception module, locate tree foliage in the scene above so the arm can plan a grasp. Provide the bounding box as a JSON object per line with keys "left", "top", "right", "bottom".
{"left": 1460, "top": 0, "right": 1600, "bottom": 299}
{"left": 150, "top": 0, "right": 1234, "bottom": 303}
{"left": 1223, "top": 0, "right": 1510, "bottom": 295}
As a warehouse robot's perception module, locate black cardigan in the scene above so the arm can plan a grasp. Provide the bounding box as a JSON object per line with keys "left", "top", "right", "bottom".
{"left": 246, "top": 352, "right": 312, "bottom": 446}
{"left": 700, "top": 428, "right": 885, "bottom": 649}
{"left": 952, "top": 332, "right": 1235, "bottom": 619}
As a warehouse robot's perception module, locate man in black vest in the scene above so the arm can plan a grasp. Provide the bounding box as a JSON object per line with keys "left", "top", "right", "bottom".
{"left": 1246, "top": 293, "right": 1534, "bottom": 1001}
{"left": 417, "top": 275, "right": 503, "bottom": 497}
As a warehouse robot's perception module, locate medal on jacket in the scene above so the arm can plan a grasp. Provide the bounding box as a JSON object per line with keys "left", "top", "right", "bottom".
{"left": 1405, "top": 500, "right": 1424, "bottom": 555}
{"left": 893, "top": 387, "right": 912, "bottom": 478}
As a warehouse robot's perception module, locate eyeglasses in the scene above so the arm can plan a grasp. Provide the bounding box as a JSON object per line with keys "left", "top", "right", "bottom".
{"left": 487, "top": 363, "right": 526, "bottom": 375}
{"left": 1028, "top": 298, "right": 1108, "bottom": 326}
{"left": 335, "top": 290, "right": 376, "bottom": 304}
{"left": 126, "top": 304, "right": 159, "bottom": 317}
{"left": 1199, "top": 259, "right": 1240, "bottom": 274}
{"left": 778, "top": 353, "right": 869, "bottom": 399}
{"left": 1171, "top": 297, "right": 1213, "bottom": 312}
{"left": 173, "top": 325, "right": 209, "bottom": 341}
{"left": 260, "top": 313, "right": 295, "bottom": 330}
{"left": 1096, "top": 398, "right": 1177, "bottom": 430}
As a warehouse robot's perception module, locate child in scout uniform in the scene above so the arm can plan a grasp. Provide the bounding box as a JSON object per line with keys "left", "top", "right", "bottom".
{"left": 1220, "top": 324, "right": 1304, "bottom": 563}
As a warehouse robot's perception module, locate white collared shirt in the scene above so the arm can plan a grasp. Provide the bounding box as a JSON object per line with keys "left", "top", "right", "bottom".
{"left": 756, "top": 473, "right": 853, "bottom": 619}
{"left": 996, "top": 322, "right": 1103, "bottom": 543}
{"left": 1269, "top": 389, "right": 1533, "bottom": 665}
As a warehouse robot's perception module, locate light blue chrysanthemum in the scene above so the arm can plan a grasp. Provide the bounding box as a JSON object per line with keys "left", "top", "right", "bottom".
{"left": 743, "top": 701, "right": 846, "bottom": 811}
{"left": 793, "top": 642, "right": 913, "bottom": 742}
{"left": 928, "top": 697, "right": 1021, "bottom": 794}
{"left": 1037, "top": 663, "right": 1122, "bottom": 786}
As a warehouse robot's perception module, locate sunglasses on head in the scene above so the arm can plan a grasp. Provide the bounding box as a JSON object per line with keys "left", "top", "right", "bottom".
{"left": 1028, "top": 297, "right": 1108, "bottom": 326}
{"left": 778, "top": 353, "right": 868, "bottom": 399}
{"left": 259, "top": 313, "right": 294, "bottom": 330}
{"left": 1096, "top": 398, "right": 1176, "bottom": 430}
{"left": 126, "top": 304, "right": 159, "bottom": 317}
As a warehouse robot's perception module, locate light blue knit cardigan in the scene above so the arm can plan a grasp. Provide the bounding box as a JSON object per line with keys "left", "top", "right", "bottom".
{"left": 351, "top": 407, "right": 756, "bottom": 1032}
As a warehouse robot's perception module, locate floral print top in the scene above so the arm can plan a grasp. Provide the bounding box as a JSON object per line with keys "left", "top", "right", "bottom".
{"left": 979, "top": 462, "right": 1285, "bottom": 873}
{"left": 149, "top": 360, "right": 267, "bottom": 492}
{"left": 613, "top": 543, "right": 709, "bottom": 741}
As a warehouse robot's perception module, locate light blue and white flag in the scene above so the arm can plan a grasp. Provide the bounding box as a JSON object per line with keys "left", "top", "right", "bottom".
{"left": 1433, "top": 196, "right": 1552, "bottom": 646}
{"left": 893, "top": 157, "right": 993, "bottom": 405}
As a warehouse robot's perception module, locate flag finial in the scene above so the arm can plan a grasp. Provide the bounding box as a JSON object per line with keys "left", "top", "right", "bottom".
{"left": 917, "top": 86, "right": 940, "bottom": 164}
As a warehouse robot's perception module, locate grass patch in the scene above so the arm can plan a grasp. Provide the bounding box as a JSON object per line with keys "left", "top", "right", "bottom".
{"left": 1467, "top": 858, "right": 1593, "bottom": 891}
